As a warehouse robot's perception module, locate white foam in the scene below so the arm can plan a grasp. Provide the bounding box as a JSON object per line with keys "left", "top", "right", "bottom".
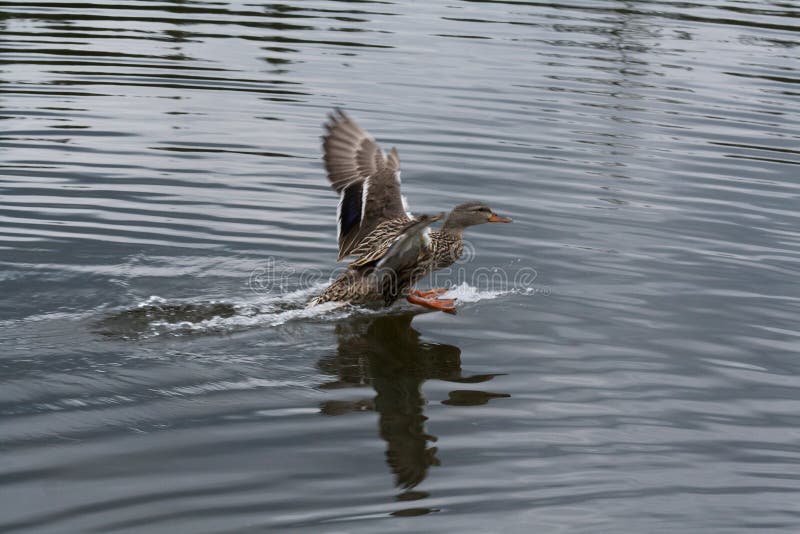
{"left": 126, "top": 280, "right": 536, "bottom": 339}
{"left": 138, "top": 282, "right": 363, "bottom": 338}
{"left": 441, "top": 281, "right": 510, "bottom": 303}
{"left": 137, "top": 295, "right": 168, "bottom": 307}
{"left": 439, "top": 281, "right": 547, "bottom": 303}
{"left": 150, "top": 301, "right": 348, "bottom": 335}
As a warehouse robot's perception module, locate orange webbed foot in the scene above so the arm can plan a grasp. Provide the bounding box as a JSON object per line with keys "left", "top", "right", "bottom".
{"left": 407, "top": 294, "right": 457, "bottom": 314}
{"left": 411, "top": 287, "right": 450, "bottom": 299}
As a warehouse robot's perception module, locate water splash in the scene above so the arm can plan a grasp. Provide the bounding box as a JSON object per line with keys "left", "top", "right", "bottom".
{"left": 441, "top": 281, "right": 539, "bottom": 303}
{"left": 98, "top": 280, "right": 531, "bottom": 339}
{"left": 98, "top": 283, "right": 348, "bottom": 339}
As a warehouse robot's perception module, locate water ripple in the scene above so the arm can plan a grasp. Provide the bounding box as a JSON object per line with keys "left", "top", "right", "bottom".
{"left": 2, "top": 0, "right": 800, "bottom": 532}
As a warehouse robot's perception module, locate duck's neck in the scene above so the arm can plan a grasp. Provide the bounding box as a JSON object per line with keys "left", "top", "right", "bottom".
{"left": 441, "top": 216, "right": 465, "bottom": 237}
{"left": 441, "top": 226, "right": 463, "bottom": 238}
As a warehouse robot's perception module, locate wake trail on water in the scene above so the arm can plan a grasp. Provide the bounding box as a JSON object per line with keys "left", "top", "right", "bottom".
{"left": 97, "top": 281, "right": 531, "bottom": 339}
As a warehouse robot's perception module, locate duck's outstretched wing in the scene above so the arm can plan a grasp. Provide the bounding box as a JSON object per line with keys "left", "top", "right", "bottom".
{"left": 323, "top": 109, "right": 410, "bottom": 261}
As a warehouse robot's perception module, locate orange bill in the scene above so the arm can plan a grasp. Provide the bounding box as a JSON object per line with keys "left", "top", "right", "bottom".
{"left": 489, "top": 213, "right": 512, "bottom": 223}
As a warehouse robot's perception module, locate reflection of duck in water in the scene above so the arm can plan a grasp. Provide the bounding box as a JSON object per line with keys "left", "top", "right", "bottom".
{"left": 310, "top": 110, "right": 512, "bottom": 312}
{"left": 318, "top": 312, "right": 506, "bottom": 491}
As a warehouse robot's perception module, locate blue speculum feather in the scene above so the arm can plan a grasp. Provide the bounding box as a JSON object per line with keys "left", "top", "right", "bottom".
{"left": 340, "top": 183, "right": 363, "bottom": 238}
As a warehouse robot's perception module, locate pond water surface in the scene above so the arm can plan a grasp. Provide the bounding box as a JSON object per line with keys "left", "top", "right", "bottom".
{"left": 2, "top": 1, "right": 800, "bottom": 532}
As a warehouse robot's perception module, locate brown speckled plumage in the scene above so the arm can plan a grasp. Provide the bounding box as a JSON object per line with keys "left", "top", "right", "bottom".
{"left": 310, "top": 214, "right": 441, "bottom": 307}
{"left": 429, "top": 230, "right": 465, "bottom": 271}
{"left": 310, "top": 110, "right": 510, "bottom": 308}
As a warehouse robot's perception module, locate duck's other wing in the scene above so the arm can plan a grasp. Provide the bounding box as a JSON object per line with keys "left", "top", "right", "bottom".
{"left": 349, "top": 213, "right": 442, "bottom": 271}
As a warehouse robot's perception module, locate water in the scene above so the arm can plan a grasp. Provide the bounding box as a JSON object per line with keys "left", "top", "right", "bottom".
{"left": 2, "top": 0, "right": 799, "bottom": 531}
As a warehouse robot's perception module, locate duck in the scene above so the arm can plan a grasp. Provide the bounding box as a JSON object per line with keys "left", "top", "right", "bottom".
{"left": 309, "top": 109, "right": 512, "bottom": 312}
{"left": 310, "top": 212, "right": 443, "bottom": 308}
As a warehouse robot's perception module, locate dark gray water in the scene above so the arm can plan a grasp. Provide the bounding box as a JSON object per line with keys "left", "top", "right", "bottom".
{"left": 2, "top": 1, "right": 800, "bottom": 532}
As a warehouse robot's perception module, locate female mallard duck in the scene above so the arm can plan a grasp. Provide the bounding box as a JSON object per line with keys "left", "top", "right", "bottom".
{"left": 310, "top": 212, "right": 443, "bottom": 308}
{"left": 310, "top": 109, "right": 512, "bottom": 312}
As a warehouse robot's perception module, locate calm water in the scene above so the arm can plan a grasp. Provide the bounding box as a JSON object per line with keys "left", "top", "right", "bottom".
{"left": 2, "top": 0, "right": 800, "bottom": 532}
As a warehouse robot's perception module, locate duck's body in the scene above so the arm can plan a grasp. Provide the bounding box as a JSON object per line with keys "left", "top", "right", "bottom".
{"left": 310, "top": 110, "right": 511, "bottom": 311}
{"left": 310, "top": 214, "right": 441, "bottom": 307}
{"left": 348, "top": 217, "right": 465, "bottom": 271}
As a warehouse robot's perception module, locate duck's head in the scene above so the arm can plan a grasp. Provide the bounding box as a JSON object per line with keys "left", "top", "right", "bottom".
{"left": 443, "top": 201, "right": 512, "bottom": 231}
